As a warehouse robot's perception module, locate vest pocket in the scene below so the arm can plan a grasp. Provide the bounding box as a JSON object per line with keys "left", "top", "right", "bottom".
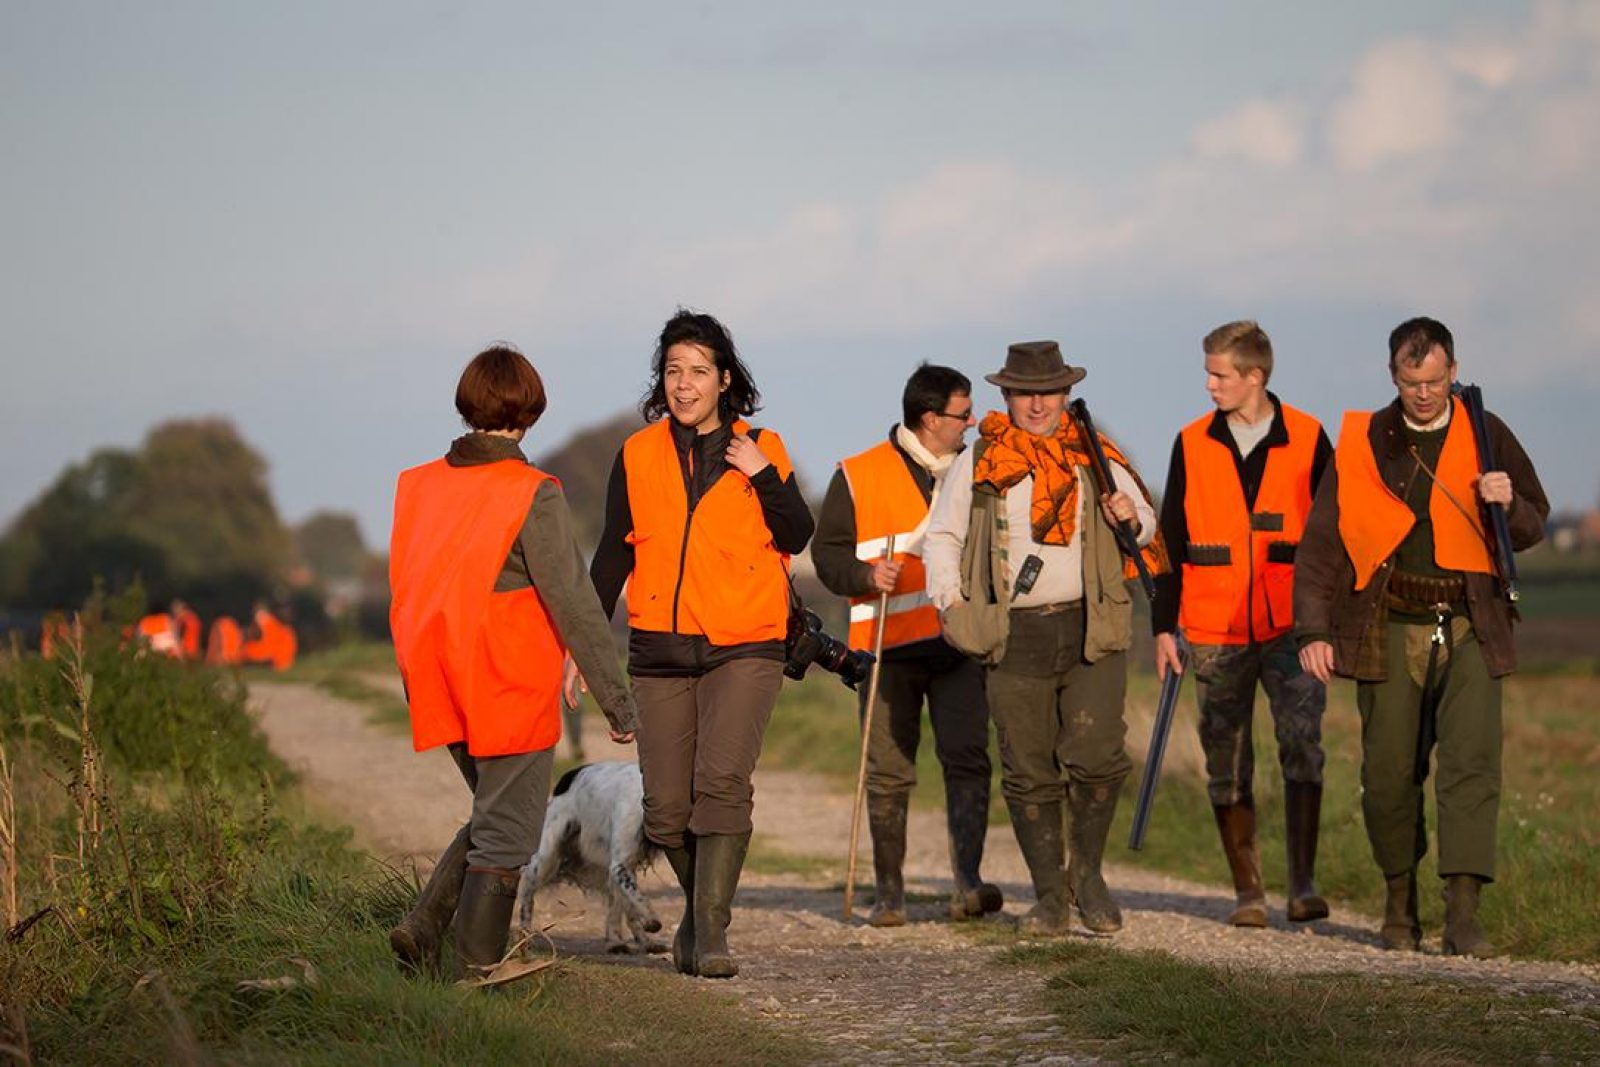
{"left": 1186, "top": 542, "right": 1232, "bottom": 566}
{"left": 1265, "top": 540, "right": 1298, "bottom": 564}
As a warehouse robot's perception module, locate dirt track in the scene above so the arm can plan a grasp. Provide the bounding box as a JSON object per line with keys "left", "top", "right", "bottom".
{"left": 250, "top": 680, "right": 1600, "bottom": 1065}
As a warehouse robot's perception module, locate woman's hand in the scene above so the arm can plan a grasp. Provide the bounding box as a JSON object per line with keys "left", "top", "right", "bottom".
{"left": 562, "top": 654, "right": 587, "bottom": 708}
{"left": 725, "top": 432, "right": 771, "bottom": 477}
{"left": 609, "top": 729, "right": 636, "bottom": 745}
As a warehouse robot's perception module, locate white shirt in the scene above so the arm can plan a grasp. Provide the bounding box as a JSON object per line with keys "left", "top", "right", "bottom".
{"left": 924, "top": 446, "right": 1156, "bottom": 611}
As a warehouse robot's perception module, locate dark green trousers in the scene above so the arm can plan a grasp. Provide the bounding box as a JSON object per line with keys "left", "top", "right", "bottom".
{"left": 1357, "top": 619, "right": 1502, "bottom": 881}
{"left": 986, "top": 605, "right": 1131, "bottom": 808}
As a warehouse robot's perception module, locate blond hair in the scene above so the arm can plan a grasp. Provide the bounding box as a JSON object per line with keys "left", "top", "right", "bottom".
{"left": 1203, "top": 320, "right": 1273, "bottom": 384}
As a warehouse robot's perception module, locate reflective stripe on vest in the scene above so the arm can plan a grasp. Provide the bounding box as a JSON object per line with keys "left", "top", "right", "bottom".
{"left": 1335, "top": 398, "right": 1494, "bottom": 591}
{"left": 389, "top": 457, "right": 565, "bottom": 757}
{"left": 1178, "top": 403, "right": 1320, "bottom": 645}
{"left": 840, "top": 439, "right": 943, "bottom": 651}
{"left": 622, "top": 419, "right": 792, "bottom": 645}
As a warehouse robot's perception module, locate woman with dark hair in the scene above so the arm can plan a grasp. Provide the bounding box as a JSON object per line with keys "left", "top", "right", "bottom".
{"left": 588, "top": 309, "right": 814, "bottom": 978}
{"left": 388, "top": 344, "right": 638, "bottom": 978}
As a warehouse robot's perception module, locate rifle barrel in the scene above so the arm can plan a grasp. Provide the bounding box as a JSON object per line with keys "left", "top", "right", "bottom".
{"left": 1455, "top": 384, "right": 1520, "bottom": 602}
{"left": 1128, "top": 640, "right": 1187, "bottom": 850}
{"left": 1068, "top": 399, "right": 1157, "bottom": 600}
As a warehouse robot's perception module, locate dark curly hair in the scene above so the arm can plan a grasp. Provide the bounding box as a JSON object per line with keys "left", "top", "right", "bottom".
{"left": 639, "top": 309, "right": 762, "bottom": 423}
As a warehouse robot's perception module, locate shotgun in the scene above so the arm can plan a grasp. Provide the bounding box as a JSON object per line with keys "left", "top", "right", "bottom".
{"left": 1452, "top": 383, "right": 1519, "bottom": 603}
{"left": 1068, "top": 398, "right": 1157, "bottom": 601}
{"left": 1128, "top": 636, "right": 1188, "bottom": 850}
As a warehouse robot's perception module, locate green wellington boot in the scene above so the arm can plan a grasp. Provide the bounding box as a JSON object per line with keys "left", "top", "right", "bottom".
{"left": 390, "top": 822, "right": 471, "bottom": 975}
{"left": 693, "top": 832, "right": 751, "bottom": 979}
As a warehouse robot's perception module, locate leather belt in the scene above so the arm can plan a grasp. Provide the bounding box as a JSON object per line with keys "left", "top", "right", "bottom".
{"left": 1011, "top": 601, "right": 1083, "bottom": 616}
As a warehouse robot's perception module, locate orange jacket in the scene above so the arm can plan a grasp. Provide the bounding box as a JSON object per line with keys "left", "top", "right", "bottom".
{"left": 1178, "top": 403, "right": 1321, "bottom": 645}
{"left": 1335, "top": 398, "right": 1494, "bottom": 590}
{"left": 207, "top": 616, "right": 245, "bottom": 666}
{"left": 243, "top": 609, "right": 297, "bottom": 671}
{"left": 623, "top": 419, "right": 792, "bottom": 645}
{"left": 173, "top": 607, "right": 203, "bottom": 659}
{"left": 136, "top": 613, "right": 181, "bottom": 658}
{"left": 839, "top": 440, "right": 942, "bottom": 652}
{"left": 389, "top": 456, "right": 565, "bottom": 757}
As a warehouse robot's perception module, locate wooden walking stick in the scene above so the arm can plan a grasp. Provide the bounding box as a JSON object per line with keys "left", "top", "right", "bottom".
{"left": 843, "top": 533, "right": 895, "bottom": 920}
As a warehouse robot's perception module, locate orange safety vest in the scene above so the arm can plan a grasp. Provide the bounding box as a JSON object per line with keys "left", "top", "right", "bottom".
{"left": 389, "top": 456, "right": 566, "bottom": 757}
{"left": 207, "top": 616, "right": 244, "bottom": 666}
{"left": 622, "top": 419, "right": 792, "bottom": 645}
{"left": 136, "top": 613, "right": 181, "bottom": 657}
{"left": 174, "top": 608, "right": 203, "bottom": 659}
{"left": 839, "top": 439, "right": 943, "bottom": 652}
{"left": 1178, "top": 404, "right": 1320, "bottom": 645}
{"left": 243, "top": 609, "right": 298, "bottom": 671}
{"left": 1335, "top": 399, "right": 1494, "bottom": 591}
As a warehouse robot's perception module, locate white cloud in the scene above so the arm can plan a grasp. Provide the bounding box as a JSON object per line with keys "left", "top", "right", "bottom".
{"left": 1191, "top": 100, "right": 1306, "bottom": 168}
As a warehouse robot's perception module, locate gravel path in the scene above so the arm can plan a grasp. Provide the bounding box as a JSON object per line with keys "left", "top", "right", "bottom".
{"left": 250, "top": 681, "right": 1600, "bottom": 1065}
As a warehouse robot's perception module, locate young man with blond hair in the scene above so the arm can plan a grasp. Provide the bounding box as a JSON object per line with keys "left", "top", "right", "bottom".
{"left": 1152, "top": 320, "right": 1333, "bottom": 927}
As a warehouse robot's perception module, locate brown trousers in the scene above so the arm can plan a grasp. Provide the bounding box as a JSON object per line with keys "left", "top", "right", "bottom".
{"left": 632, "top": 657, "right": 784, "bottom": 848}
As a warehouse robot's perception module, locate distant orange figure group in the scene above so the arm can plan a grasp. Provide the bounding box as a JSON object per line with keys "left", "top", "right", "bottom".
{"left": 47, "top": 598, "right": 298, "bottom": 672}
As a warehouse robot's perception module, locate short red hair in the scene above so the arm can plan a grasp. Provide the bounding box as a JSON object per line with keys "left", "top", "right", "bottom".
{"left": 455, "top": 345, "right": 547, "bottom": 431}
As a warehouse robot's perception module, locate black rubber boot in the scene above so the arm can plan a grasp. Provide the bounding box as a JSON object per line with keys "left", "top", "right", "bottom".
{"left": 1380, "top": 869, "right": 1421, "bottom": 951}
{"left": 1007, "top": 799, "right": 1069, "bottom": 935}
{"left": 1212, "top": 802, "right": 1268, "bottom": 928}
{"left": 693, "top": 832, "right": 750, "bottom": 979}
{"left": 662, "top": 836, "right": 697, "bottom": 975}
{"left": 452, "top": 866, "right": 520, "bottom": 978}
{"left": 390, "top": 822, "right": 471, "bottom": 976}
{"left": 946, "top": 778, "right": 1003, "bottom": 920}
{"left": 866, "top": 793, "right": 908, "bottom": 927}
{"left": 1284, "top": 782, "right": 1330, "bottom": 922}
{"left": 1066, "top": 782, "right": 1124, "bottom": 934}
{"left": 1442, "top": 874, "right": 1497, "bottom": 958}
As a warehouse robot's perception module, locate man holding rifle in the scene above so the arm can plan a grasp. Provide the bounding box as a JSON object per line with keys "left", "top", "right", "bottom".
{"left": 1151, "top": 321, "right": 1333, "bottom": 928}
{"left": 1294, "top": 317, "right": 1548, "bottom": 957}
{"left": 813, "top": 363, "right": 1003, "bottom": 927}
{"left": 925, "top": 341, "right": 1165, "bottom": 935}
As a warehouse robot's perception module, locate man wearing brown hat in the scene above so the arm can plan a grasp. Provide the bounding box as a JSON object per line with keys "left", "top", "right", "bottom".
{"left": 925, "top": 341, "right": 1167, "bottom": 934}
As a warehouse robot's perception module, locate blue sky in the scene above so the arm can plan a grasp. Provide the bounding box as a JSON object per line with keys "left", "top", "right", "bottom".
{"left": 4, "top": 1, "right": 1596, "bottom": 549}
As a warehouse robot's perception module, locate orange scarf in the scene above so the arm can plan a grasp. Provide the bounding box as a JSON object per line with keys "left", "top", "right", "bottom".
{"left": 974, "top": 410, "right": 1169, "bottom": 578}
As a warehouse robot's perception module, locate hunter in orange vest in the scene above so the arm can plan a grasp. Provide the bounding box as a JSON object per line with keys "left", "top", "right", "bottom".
{"left": 387, "top": 344, "right": 638, "bottom": 978}
{"left": 171, "top": 599, "right": 203, "bottom": 660}
{"left": 135, "top": 612, "right": 181, "bottom": 658}
{"left": 243, "top": 604, "right": 297, "bottom": 671}
{"left": 1294, "top": 317, "right": 1548, "bottom": 958}
{"left": 588, "top": 310, "right": 813, "bottom": 978}
{"left": 206, "top": 615, "right": 245, "bottom": 666}
{"left": 1152, "top": 321, "right": 1333, "bottom": 929}
{"left": 813, "top": 363, "right": 1001, "bottom": 926}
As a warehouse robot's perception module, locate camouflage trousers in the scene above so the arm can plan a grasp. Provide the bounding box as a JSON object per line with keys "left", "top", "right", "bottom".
{"left": 1190, "top": 632, "right": 1326, "bottom": 807}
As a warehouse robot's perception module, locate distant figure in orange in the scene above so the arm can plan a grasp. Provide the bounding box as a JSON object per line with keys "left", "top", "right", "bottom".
{"left": 39, "top": 612, "right": 72, "bottom": 659}
{"left": 135, "top": 610, "right": 182, "bottom": 658}
{"left": 243, "top": 602, "right": 297, "bottom": 671}
{"left": 171, "top": 599, "right": 203, "bottom": 660}
{"left": 207, "top": 615, "right": 245, "bottom": 666}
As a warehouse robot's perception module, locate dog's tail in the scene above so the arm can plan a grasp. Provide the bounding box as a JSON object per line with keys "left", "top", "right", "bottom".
{"left": 551, "top": 764, "right": 589, "bottom": 797}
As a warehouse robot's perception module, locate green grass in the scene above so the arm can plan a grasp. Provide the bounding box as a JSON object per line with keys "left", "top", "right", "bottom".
{"left": 275, "top": 642, "right": 412, "bottom": 732}
{"left": 991, "top": 938, "right": 1600, "bottom": 1065}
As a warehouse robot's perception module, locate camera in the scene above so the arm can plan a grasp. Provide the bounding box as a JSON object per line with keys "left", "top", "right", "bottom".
{"left": 784, "top": 607, "right": 876, "bottom": 690}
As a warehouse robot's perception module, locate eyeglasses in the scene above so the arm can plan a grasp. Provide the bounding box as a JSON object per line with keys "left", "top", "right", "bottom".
{"left": 933, "top": 407, "right": 974, "bottom": 421}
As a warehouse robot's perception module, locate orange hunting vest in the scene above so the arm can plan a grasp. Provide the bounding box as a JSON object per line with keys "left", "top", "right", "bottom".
{"left": 136, "top": 613, "right": 180, "bottom": 657}
{"left": 622, "top": 419, "right": 791, "bottom": 645}
{"left": 244, "top": 609, "right": 298, "bottom": 671}
{"left": 1335, "top": 398, "right": 1494, "bottom": 591}
{"left": 389, "top": 457, "right": 565, "bottom": 757}
{"left": 1178, "top": 404, "right": 1320, "bottom": 645}
{"left": 839, "top": 440, "right": 943, "bottom": 652}
{"left": 174, "top": 607, "right": 202, "bottom": 659}
{"left": 207, "top": 616, "right": 244, "bottom": 666}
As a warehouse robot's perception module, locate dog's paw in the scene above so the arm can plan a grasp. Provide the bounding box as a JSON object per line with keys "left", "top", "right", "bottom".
{"left": 603, "top": 939, "right": 632, "bottom": 955}
{"left": 642, "top": 916, "right": 662, "bottom": 934}
{"left": 642, "top": 936, "right": 669, "bottom": 955}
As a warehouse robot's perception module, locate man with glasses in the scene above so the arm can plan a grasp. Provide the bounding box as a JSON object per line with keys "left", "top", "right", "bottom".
{"left": 924, "top": 342, "right": 1165, "bottom": 935}
{"left": 814, "top": 362, "right": 1003, "bottom": 925}
{"left": 1295, "top": 317, "right": 1548, "bottom": 957}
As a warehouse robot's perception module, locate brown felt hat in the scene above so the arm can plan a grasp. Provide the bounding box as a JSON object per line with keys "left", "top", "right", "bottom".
{"left": 983, "top": 340, "right": 1086, "bottom": 392}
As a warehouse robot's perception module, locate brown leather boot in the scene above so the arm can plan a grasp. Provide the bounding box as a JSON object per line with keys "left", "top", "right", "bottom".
{"left": 390, "top": 822, "right": 471, "bottom": 975}
{"left": 1066, "top": 784, "right": 1123, "bottom": 934}
{"left": 693, "top": 832, "right": 750, "bottom": 978}
{"left": 866, "top": 793, "right": 908, "bottom": 927}
{"left": 1442, "top": 874, "right": 1498, "bottom": 958}
{"left": 452, "top": 866, "right": 520, "bottom": 977}
{"left": 1007, "top": 799, "right": 1069, "bottom": 935}
{"left": 1211, "top": 802, "right": 1268, "bottom": 928}
{"left": 662, "top": 836, "right": 696, "bottom": 975}
{"left": 1284, "top": 782, "right": 1330, "bottom": 922}
{"left": 1380, "top": 869, "right": 1421, "bottom": 951}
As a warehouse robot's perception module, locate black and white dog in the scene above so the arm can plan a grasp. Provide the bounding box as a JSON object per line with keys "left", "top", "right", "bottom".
{"left": 514, "top": 761, "right": 666, "bottom": 954}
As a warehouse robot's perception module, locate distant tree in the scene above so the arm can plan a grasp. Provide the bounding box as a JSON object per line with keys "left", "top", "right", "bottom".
{"left": 537, "top": 411, "right": 642, "bottom": 553}
{"left": 294, "top": 511, "right": 368, "bottom": 583}
{"left": 0, "top": 418, "right": 292, "bottom": 612}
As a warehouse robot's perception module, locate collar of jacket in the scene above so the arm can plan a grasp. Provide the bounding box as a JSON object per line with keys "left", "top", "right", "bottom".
{"left": 1205, "top": 390, "right": 1290, "bottom": 451}
{"left": 1369, "top": 399, "right": 1411, "bottom": 462}
{"left": 446, "top": 433, "right": 528, "bottom": 467}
